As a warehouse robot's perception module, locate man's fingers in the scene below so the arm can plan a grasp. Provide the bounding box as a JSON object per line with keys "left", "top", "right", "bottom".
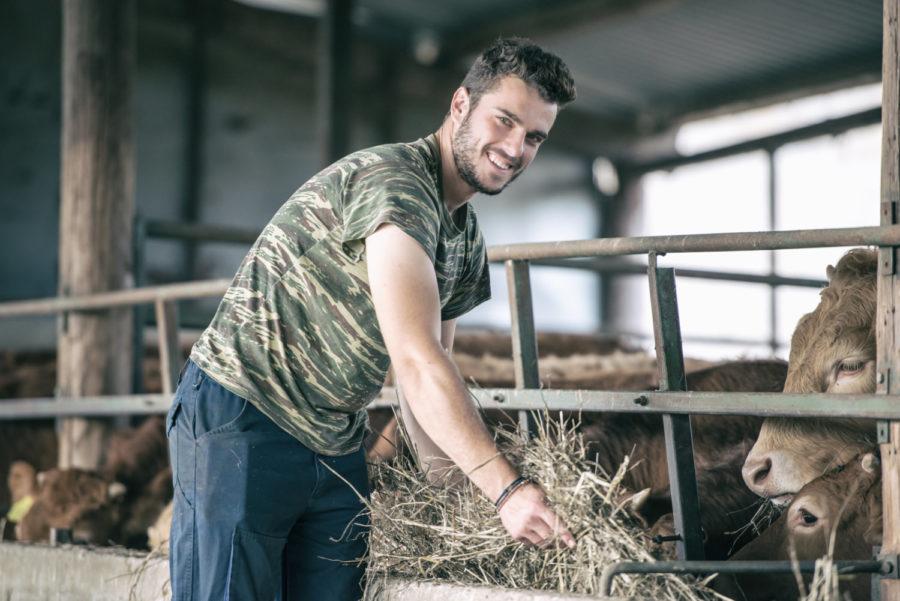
{"left": 540, "top": 507, "right": 577, "bottom": 549}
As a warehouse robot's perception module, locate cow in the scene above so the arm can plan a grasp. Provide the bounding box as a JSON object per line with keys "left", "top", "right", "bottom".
{"left": 372, "top": 358, "right": 788, "bottom": 559}
{"left": 15, "top": 467, "right": 128, "bottom": 544}
{"left": 742, "top": 249, "right": 878, "bottom": 505}
{"left": 14, "top": 416, "right": 172, "bottom": 548}
{"left": 714, "top": 451, "right": 882, "bottom": 601}
{"left": 581, "top": 359, "right": 788, "bottom": 559}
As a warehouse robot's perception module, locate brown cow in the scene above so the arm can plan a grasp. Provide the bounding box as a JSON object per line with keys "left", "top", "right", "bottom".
{"left": 715, "top": 451, "right": 882, "bottom": 601}
{"left": 16, "top": 468, "right": 127, "bottom": 544}
{"left": 581, "top": 360, "right": 787, "bottom": 559}
{"left": 15, "top": 416, "right": 172, "bottom": 548}
{"left": 374, "top": 359, "right": 788, "bottom": 559}
{"left": 742, "top": 249, "right": 878, "bottom": 505}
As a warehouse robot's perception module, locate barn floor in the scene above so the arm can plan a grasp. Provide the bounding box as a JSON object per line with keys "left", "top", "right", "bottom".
{"left": 0, "top": 543, "right": 628, "bottom": 600}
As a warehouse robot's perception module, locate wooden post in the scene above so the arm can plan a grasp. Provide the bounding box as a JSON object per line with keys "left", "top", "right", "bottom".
{"left": 879, "top": 0, "right": 900, "bottom": 599}
{"left": 58, "top": 0, "right": 136, "bottom": 469}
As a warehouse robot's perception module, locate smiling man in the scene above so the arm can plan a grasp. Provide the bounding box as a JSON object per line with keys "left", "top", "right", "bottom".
{"left": 168, "top": 38, "right": 576, "bottom": 601}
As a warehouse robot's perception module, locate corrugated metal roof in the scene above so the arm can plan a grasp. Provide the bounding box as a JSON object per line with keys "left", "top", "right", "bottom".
{"left": 358, "top": 0, "right": 882, "bottom": 149}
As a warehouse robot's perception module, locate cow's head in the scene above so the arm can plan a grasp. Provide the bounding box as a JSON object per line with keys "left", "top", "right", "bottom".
{"left": 15, "top": 468, "right": 127, "bottom": 545}
{"left": 716, "top": 452, "right": 881, "bottom": 601}
{"left": 743, "top": 249, "right": 878, "bottom": 502}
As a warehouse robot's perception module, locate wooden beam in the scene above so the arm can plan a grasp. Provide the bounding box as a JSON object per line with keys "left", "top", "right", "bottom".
{"left": 58, "top": 0, "right": 136, "bottom": 469}
{"left": 878, "top": 0, "right": 900, "bottom": 599}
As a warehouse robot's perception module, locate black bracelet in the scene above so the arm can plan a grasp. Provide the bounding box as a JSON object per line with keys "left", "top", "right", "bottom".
{"left": 494, "top": 476, "right": 531, "bottom": 511}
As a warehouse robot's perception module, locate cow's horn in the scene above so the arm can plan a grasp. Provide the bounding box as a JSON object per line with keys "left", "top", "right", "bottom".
{"left": 108, "top": 482, "right": 127, "bottom": 499}
{"left": 861, "top": 453, "right": 879, "bottom": 474}
{"left": 826, "top": 264, "right": 836, "bottom": 281}
{"left": 629, "top": 488, "right": 652, "bottom": 513}
{"left": 36, "top": 471, "right": 47, "bottom": 488}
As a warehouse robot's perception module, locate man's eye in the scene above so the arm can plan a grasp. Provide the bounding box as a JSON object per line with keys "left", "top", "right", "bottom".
{"left": 499, "top": 116, "right": 512, "bottom": 126}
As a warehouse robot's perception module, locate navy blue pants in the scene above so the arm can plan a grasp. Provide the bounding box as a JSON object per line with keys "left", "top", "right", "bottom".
{"left": 166, "top": 360, "right": 370, "bottom": 601}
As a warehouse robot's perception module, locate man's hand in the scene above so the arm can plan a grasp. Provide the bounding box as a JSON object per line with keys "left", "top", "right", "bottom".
{"left": 498, "top": 482, "right": 576, "bottom": 549}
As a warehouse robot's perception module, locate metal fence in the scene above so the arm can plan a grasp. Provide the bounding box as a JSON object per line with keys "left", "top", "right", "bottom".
{"left": 2, "top": 225, "right": 900, "bottom": 574}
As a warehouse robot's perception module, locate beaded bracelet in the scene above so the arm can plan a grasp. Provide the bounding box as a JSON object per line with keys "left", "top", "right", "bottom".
{"left": 494, "top": 476, "right": 532, "bottom": 511}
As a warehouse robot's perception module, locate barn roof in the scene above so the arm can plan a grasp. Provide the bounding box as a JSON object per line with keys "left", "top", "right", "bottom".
{"left": 350, "top": 0, "right": 883, "bottom": 161}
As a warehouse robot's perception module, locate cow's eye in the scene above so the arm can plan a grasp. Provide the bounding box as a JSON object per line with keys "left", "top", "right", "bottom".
{"left": 798, "top": 508, "right": 819, "bottom": 526}
{"left": 839, "top": 361, "right": 863, "bottom": 373}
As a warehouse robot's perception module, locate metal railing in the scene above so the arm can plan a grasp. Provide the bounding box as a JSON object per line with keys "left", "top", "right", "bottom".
{"left": 2, "top": 222, "right": 899, "bottom": 595}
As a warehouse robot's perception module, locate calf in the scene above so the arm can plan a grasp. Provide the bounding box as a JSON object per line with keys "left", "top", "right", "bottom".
{"left": 15, "top": 416, "right": 172, "bottom": 548}
{"left": 582, "top": 360, "right": 787, "bottom": 559}
{"left": 715, "top": 451, "right": 882, "bottom": 601}
{"left": 16, "top": 468, "right": 127, "bottom": 544}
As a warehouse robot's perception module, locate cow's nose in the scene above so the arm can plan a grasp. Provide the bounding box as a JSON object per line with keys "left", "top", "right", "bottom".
{"left": 742, "top": 455, "right": 772, "bottom": 490}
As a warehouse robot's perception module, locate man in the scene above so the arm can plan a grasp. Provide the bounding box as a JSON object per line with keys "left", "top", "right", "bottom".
{"left": 167, "top": 37, "right": 576, "bottom": 601}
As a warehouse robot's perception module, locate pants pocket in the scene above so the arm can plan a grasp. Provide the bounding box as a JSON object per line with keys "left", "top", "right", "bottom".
{"left": 226, "top": 527, "right": 287, "bottom": 601}
{"left": 194, "top": 374, "right": 250, "bottom": 441}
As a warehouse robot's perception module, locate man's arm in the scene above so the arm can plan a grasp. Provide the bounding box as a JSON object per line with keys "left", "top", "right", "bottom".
{"left": 396, "top": 319, "right": 459, "bottom": 483}
{"left": 366, "top": 223, "right": 574, "bottom": 548}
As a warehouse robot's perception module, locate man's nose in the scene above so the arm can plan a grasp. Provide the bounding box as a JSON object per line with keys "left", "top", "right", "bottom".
{"left": 498, "top": 129, "right": 526, "bottom": 162}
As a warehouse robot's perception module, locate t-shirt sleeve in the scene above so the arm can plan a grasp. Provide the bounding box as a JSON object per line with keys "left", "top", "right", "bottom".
{"left": 441, "top": 228, "right": 492, "bottom": 321}
{"left": 340, "top": 161, "right": 441, "bottom": 263}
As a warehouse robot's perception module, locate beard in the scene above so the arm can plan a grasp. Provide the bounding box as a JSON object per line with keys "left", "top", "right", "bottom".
{"left": 451, "top": 113, "right": 523, "bottom": 196}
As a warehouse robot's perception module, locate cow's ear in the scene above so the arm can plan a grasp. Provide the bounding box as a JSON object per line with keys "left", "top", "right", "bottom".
{"left": 826, "top": 264, "right": 836, "bottom": 281}
{"left": 108, "top": 482, "right": 127, "bottom": 499}
{"left": 861, "top": 453, "right": 879, "bottom": 474}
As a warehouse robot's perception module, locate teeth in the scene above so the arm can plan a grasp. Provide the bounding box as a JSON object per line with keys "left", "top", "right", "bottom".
{"left": 488, "top": 152, "right": 510, "bottom": 170}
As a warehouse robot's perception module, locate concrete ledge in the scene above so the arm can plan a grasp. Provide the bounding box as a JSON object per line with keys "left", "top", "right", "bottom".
{"left": 0, "top": 543, "right": 627, "bottom": 601}
{"left": 0, "top": 542, "right": 169, "bottom": 601}
{"left": 366, "top": 578, "right": 625, "bottom": 600}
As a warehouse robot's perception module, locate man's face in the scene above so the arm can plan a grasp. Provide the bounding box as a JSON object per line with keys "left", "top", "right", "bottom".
{"left": 451, "top": 76, "right": 558, "bottom": 195}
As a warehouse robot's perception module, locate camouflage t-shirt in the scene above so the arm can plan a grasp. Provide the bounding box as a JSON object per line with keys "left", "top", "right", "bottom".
{"left": 190, "top": 134, "right": 491, "bottom": 456}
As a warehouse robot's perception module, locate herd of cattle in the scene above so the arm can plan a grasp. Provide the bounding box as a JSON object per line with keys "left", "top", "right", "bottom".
{"left": 0, "top": 248, "right": 886, "bottom": 600}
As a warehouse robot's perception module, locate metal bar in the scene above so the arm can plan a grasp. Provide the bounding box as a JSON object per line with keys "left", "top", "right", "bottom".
{"left": 317, "top": 0, "right": 353, "bottom": 166}
{"left": 486, "top": 225, "right": 900, "bottom": 262}
{"left": 0, "top": 395, "right": 173, "bottom": 419}
{"left": 145, "top": 220, "right": 258, "bottom": 245}
{"left": 610, "top": 328, "right": 785, "bottom": 348}
{"left": 0, "top": 279, "right": 230, "bottom": 318}
{"left": 131, "top": 215, "right": 147, "bottom": 394}
{"left": 506, "top": 260, "right": 540, "bottom": 438}
{"left": 527, "top": 257, "right": 827, "bottom": 288}
{"left": 180, "top": 0, "right": 209, "bottom": 281}
{"left": 154, "top": 299, "right": 182, "bottom": 395}
{"left": 2, "top": 224, "right": 895, "bottom": 320}
{"left": 599, "top": 559, "right": 890, "bottom": 596}
{"left": 767, "top": 149, "right": 779, "bottom": 355}
{"left": 628, "top": 107, "right": 881, "bottom": 175}
{"left": 6, "top": 388, "right": 900, "bottom": 421}
{"left": 648, "top": 254, "right": 704, "bottom": 561}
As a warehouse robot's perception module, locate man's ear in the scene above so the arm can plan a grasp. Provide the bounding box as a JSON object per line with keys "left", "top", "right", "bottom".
{"left": 450, "top": 87, "right": 470, "bottom": 125}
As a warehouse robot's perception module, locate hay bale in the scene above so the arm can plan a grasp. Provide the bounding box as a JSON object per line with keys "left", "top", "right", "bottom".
{"left": 365, "top": 413, "right": 719, "bottom": 600}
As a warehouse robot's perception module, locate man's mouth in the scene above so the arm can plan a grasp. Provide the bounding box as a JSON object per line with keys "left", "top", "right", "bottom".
{"left": 486, "top": 151, "right": 514, "bottom": 172}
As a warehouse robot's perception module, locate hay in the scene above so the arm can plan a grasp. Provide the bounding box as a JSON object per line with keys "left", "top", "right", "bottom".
{"left": 365, "top": 411, "right": 724, "bottom": 600}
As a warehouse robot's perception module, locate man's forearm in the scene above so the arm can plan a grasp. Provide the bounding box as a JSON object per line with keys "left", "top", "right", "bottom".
{"left": 395, "top": 351, "right": 518, "bottom": 501}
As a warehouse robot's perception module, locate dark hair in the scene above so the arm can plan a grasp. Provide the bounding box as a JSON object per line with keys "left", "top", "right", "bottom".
{"left": 461, "top": 38, "right": 576, "bottom": 110}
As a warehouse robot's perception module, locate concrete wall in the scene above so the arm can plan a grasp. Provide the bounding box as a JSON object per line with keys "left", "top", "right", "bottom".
{"left": 0, "top": 543, "right": 621, "bottom": 601}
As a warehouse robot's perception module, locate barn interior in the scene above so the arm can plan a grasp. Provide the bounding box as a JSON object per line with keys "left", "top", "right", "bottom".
{"left": 0, "top": 0, "right": 884, "bottom": 367}
{"left": 1, "top": 1, "right": 898, "bottom": 599}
